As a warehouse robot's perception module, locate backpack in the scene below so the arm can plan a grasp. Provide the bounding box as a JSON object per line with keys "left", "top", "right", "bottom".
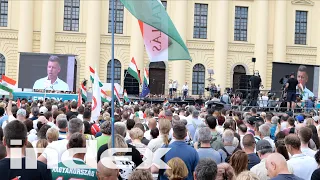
{"left": 220, "top": 147, "right": 237, "bottom": 163}
{"left": 210, "top": 132, "right": 223, "bottom": 150}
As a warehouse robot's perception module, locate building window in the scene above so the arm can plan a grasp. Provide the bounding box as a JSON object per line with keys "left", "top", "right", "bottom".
{"left": 0, "top": 54, "right": 5, "bottom": 79}
{"left": 234, "top": 6, "right": 248, "bottom": 41}
{"left": 192, "top": 64, "right": 205, "bottom": 95}
{"left": 108, "top": 0, "right": 124, "bottom": 34}
{"left": 161, "top": 1, "right": 167, "bottom": 10}
{"left": 295, "top": 11, "right": 307, "bottom": 45}
{"left": 193, "top": 3, "right": 208, "bottom": 39}
{"left": 63, "top": 0, "right": 80, "bottom": 31}
{"left": 0, "top": 0, "right": 8, "bottom": 27}
{"left": 107, "top": 59, "right": 121, "bottom": 84}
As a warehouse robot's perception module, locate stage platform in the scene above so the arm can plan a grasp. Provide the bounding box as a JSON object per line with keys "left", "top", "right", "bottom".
{"left": 129, "top": 97, "right": 207, "bottom": 106}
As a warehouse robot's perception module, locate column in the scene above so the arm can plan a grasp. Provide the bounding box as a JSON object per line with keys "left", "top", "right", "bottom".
{"left": 273, "top": 0, "right": 287, "bottom": 62}
{"left": 129, "top": 17, "right": 144, "bottom": 84}
{"left": 40, "top": 0, "right": 56, "bottom": 53}
{"left": 171, "top": 0, "right": 187, "bottom": 92}
{"left": 213, "top": 0, "right": 229, "bottom": 92}
{"left": 85, "top": 0, "right": 101, "bottom": 78}
{"left": 18, "top": 0, "right": 34, "bottom": 52}
{"left": 254, "top": 0, "right": 269, "bottom": 87}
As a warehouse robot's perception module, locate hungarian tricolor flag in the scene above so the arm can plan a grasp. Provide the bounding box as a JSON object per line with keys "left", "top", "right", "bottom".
{"left": 0, "top": 75, "right": 16, "bottom": 93}
{"left": 127, "top": 57, "right": 141, "bottom": 84}
{"left": 89, "top": 66, "right": 111, "bottom": 103}
{"left": 80, "top": 80, "right": 87, "bottom": 101}
{"left": 101, "top": 89, "right": 111, "bottom": 103}
{"left": 114, "top": 86, "right": 122, "bottom": 106}
{"left": 123, "top": 89, "right": 130, "bottom": 103}
{"left": 91, "top": 69, "right": 102, "bottom": 121}
{"left": 119, "top": 0, "right": 191, "bottom": 62}
{"left": 89, "top": 66, "right": 103, "bottom": 87}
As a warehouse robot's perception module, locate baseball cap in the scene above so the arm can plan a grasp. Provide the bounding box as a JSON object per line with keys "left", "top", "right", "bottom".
{"left": 256, "top": 140, "right": 272, "bottom": 152}
{"left": 39, "top": 106, "right": 48, "bottom": 115}
{"left": 17, "top": 109, "right": 26, "bottom": 117}
{"left": 247, "top": 116, "right": 256, "bottom": 125}
{"left": 286, "top": 111, "right": 293, "bottom": 117}
{"left": 313, "top": 116, "right": 320, "bottom": 122}
{"left": 296, "top": 115, "right": 304, "bottom": 123}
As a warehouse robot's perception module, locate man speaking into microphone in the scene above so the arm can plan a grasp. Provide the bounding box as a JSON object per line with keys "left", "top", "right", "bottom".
{"left": 33, "top": 56, "right": 69, "bottom": 91}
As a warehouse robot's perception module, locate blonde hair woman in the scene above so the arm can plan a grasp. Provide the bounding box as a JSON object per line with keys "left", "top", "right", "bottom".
{"left": 236, "top": 171, "right": 259, "bottom": 180}
{"left": 147, "top": 118, "right": 172, "bottom": 152}
{"left": 36, "top": 139, "right": 48, "bottom": 157}
{"left": 46, "top": 127, "right": 59, "bottom": 143}
{"left": 129, "top": 127, "right": 146, "bottom": 156}
{"left": 165, "top": 157, "right": 188, "bottom": 180}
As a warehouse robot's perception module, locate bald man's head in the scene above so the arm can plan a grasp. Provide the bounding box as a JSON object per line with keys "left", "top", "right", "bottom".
{"left": 97, "top": 161, "right": 119, "bottom": 180}
{"left": 148, "top": 118, "right": 157, "bottom": 129}
{"left": 266, "top": 153, "right": 289, "bottom": 178}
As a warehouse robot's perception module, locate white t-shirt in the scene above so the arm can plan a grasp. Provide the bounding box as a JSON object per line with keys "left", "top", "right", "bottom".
{"left": 144, "top": 130, "right": 152, "bottom": 140}
{"left": 301, "top": 147, "right": 316, "bottom": 157}
{"left": 77, "top": 114, "right": 83, "bottom": 121}
{"left": 2, "top": 115, "right": 16, "bottom": 129}
{"left": 287, "top": 153, "right": 317, "bottom": 180}
{"left": 41, "top": 139, "right": 68, "bottom": 168}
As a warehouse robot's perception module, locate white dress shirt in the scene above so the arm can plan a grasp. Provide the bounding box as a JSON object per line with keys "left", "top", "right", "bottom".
{"left": 33, "top": 77, "right": 69, "bottom": 91}
{"left": 182, "top": 85, "right": 188, "bottom": 91}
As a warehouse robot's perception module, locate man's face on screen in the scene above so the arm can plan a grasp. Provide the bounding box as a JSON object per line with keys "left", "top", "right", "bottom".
{"left": 47, "top": 61, "right": 61, "bottom": 80}
{"left": 297, "top": 71, "right": 308, "bottom": 87}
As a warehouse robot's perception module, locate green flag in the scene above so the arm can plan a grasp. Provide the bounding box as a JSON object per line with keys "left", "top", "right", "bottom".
{"left": 120, "top": 0, "right": 191, "bottom": 61}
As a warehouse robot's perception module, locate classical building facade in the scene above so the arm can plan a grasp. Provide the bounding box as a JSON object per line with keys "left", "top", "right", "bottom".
{"left": 0, "top": 0, "right": 319, "bottom": 96}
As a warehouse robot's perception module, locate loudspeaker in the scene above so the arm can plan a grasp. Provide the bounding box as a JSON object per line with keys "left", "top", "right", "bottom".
{"left": 252, "top": 58, "right": 256, "bottom": 63}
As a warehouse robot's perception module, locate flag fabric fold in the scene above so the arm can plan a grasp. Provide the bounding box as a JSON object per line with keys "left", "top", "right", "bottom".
{"left": 120, "top": 0, "right": 192, "bottom": 62}
{"left": 81, "top": 80, "right": 88, "bottom": 101}
{"left": 17, "top": 99, "right": 21, "bottom": 108}
{"left": 127, "top": 57, "right": 141, "bottom": 84}
{"left": 140, "top": 68, "right": 150, "bottom": 98}
{"left": 123, "top": 89, "right": 130, "bottom": 103}
{"left": 0, "top": 75, "right": 17, "bottom": 93}
{"left": 91, "top": 70, "right": 102, "bottom": 121}
{"left": 114, "top": 86, "right": 123, "bottom": 106}
{"left": 89, "top": 66, "right": 103, "bottom": 87}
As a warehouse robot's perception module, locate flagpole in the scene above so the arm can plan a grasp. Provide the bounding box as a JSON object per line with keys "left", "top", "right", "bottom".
{"left": 111, "top": 0, "right": 115, "bottom": 148}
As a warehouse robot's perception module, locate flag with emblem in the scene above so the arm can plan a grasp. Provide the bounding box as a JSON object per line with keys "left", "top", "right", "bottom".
{"left": 91, "top": 70, "right": 102, "bottom": 121}
{"left": 127, "top": 57, "right": 141, "bottom": 84}
{"left": 0, "top": 75, "right": 16, "bottom": 93}
{"left": 140, "top": 68, "right": 150, "bottom": 97}
{"left": 77, "top": 88, "right": 82, "bottom": 107}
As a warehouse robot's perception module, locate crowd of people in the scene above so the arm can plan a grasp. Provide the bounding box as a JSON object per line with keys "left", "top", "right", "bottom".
{"left": 0, "top": 92, "right": 320, "bottom": 180}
